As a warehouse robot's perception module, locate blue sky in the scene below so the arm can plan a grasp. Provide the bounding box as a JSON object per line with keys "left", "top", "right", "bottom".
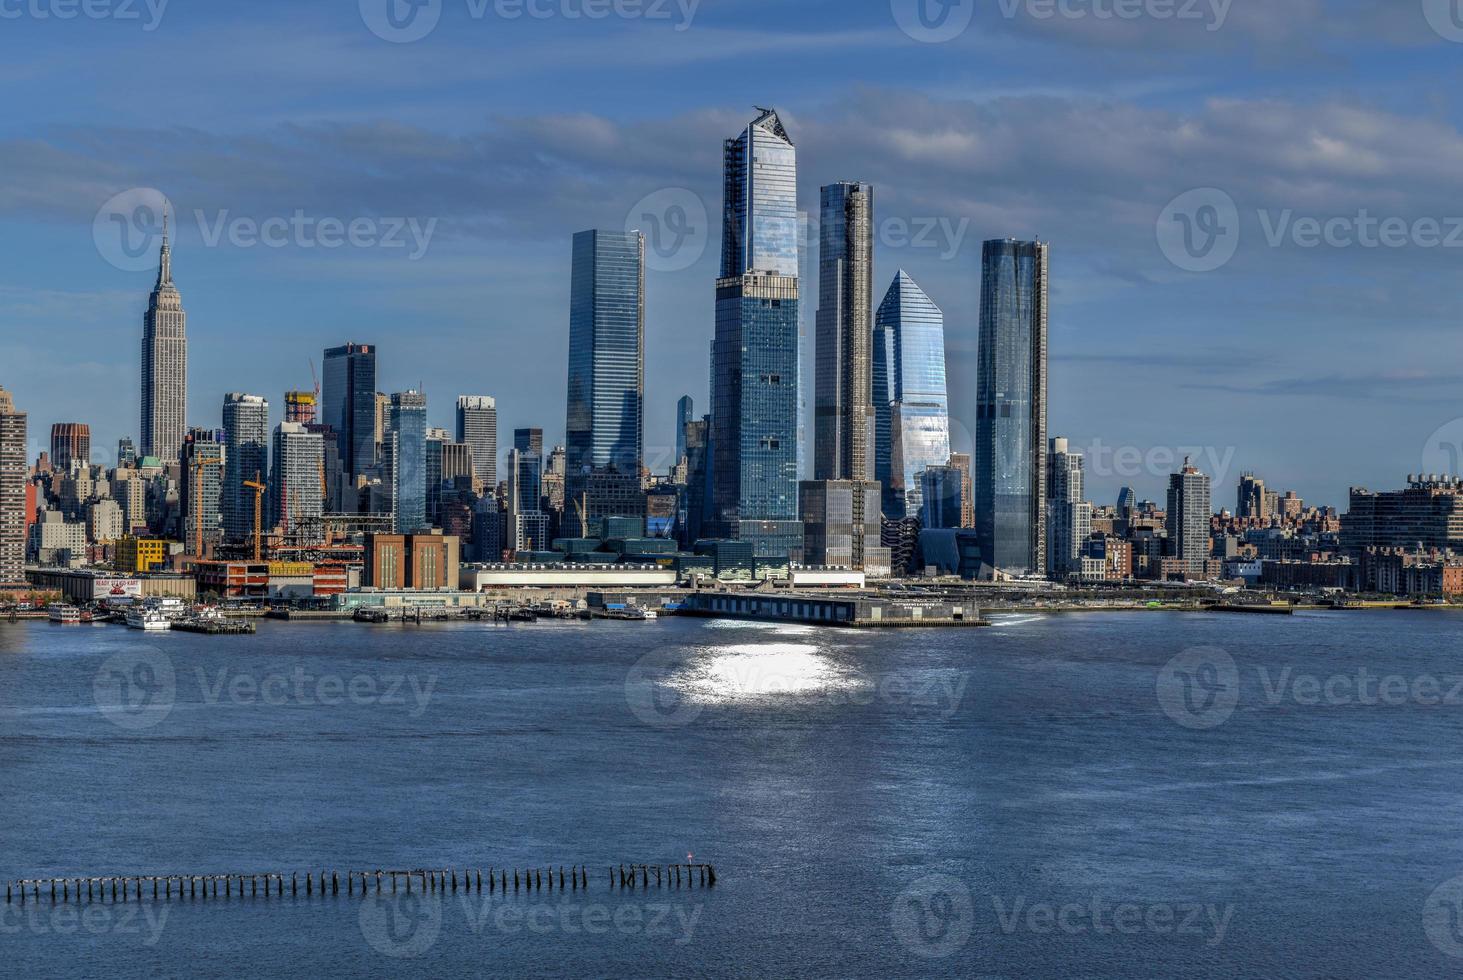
{"left": 4, "top": 0, "right": 1463, "bottom": 508}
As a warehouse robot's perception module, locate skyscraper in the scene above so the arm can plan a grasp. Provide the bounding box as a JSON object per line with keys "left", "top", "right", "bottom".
{"left": 1047, "top": 437, "right": 1092, "bottom": 580}
{"left": 873, "top": 270, "right": 950, "bottom": 519}
{"left": 322, "top": 343, "right": 377, "bottom": 484}
{"left": 222, "top": 393, "right": 269, "bottom": 544}
{"left": 455, "top": 395, "right": 498, "bottom": 488}
{"left": 514, "top": 428, "right": 544, "bottom": 457}
{"left": 975, "top": 239, "right": 1049, "bottom": 577}
{"left": 675, "top": 395, "right": 694, "bottom": 463}
{"left": 0, "top": 387, "right": 26, "bottom": 584}
{"left": 1167, "top": 459, "right": 1212, "bottom": 570}
{"left": 180, "top": 429, "right": 224, "bottom": 556}
{"left": 49, "top": 423, "right": 91, "bottom": 474}
{"left": 566, "top": 229, "right": 645, "bottom": 501}
{"left": 711, "top": 109, "right": 803, "bottom": 560}
{"left": 387, "top": 391, "right": 427, "bottom": 534}
{"left": 814, "top": 181, "right": 875, "bottom": 483}
{"left": 141, "top": 215, "right": 187, "bottom": 462}
{"left": 270, "top": 422, "right": 324, "bottom": 543}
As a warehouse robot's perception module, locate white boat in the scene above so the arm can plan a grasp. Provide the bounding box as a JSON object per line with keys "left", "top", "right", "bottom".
{"left": 126, "top": 600, "right": 172, "bottom": 631}
{"left": 47, "top": 604, "right": 81, "bottom": 624}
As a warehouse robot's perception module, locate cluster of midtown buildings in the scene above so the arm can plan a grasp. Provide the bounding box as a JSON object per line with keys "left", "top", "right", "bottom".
{"left": 2, "top": 109, "right": 1463, "bottom": 603}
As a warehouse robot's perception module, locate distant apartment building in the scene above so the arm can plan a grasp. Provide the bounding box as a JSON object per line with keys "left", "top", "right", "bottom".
{"left": 1341, "top": 477, "right": 1463, "bottom": 553}
{"left": 1166, "top": 459, "right": 1212, "bottom": 572}
{"left": 1047, "top": 437, "right": 1093, "bottom": 580}
{"left": 0, "top": 387, "right": 28, "bottom": 583}
{"left": 50, "top": 423, "right": 90, "bottom": 473}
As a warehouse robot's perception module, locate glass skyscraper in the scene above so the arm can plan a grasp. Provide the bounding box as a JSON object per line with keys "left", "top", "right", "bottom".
{"left": 814, "top": 181, "right": 874, "bottom": 483}
{"left": 388, "top": 390, "right": 427, "bottom": 533}
{"left": 975, "top": 239, "right": 1049, "bottom": 577}
{"left": 711, "top": 109, "right": 803, "bottom": 560}
{"left": 322, "top": 343, "right": 377, "bottom": 484}
{"left": 221, "top": 392, "right": 269, "bottom": 544}
{"left": 873, "top": 270, "right": 950, "bottom": 520}
{"left": 675, "top": 395, "right": 694, "bottom": 463}
{"left": 566, "top": 229, "right": 645, "bottom": 502}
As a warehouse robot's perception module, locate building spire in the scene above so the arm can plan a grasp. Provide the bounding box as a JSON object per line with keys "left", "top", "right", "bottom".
{"left": 157, "top": 204, "right": 172, "bottom": 287}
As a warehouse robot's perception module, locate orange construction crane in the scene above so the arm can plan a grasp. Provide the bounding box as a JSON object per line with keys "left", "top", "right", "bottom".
{"left": 243, "top": 471, "right": 267, "bottom": 560}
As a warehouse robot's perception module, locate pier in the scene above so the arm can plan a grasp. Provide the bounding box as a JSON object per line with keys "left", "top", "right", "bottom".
{"left": 678, "top": 591, "right": 987, "bottom": 628}
{"left": 6, "top": 864, "right": 717, "bottom": 904}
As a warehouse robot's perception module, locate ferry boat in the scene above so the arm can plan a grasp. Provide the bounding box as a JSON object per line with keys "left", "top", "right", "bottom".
{"left": 47, "top": 604, "right": 81, "bottom": 624}
{"left": 125, "top": 600, "right": 172, "bottom": 631}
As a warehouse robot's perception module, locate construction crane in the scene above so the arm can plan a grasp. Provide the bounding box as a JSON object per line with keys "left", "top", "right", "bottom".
{"left": 189, "top": 455, "right": 222, "bottom": 559}
{"left": 243, "top": 471, "right": 267, "bottom": 561}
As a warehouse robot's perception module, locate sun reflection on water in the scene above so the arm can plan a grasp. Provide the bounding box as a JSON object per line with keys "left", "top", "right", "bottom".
{"left": 668, "top": 642, "right": 872, "bottom": 704}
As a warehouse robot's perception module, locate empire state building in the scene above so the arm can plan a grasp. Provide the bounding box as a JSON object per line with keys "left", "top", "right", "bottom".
{"left": 141, "top": 214, "right": 187, "bottom": 462}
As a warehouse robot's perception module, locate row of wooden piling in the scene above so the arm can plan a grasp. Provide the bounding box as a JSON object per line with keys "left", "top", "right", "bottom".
{"left": 6, "top": 864, "right": 717, "bottom": 904}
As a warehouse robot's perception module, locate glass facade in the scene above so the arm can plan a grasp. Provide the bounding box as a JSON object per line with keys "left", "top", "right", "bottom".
{"left": 322, "top": 343, "right": 377, "bottom": 482}
{"left": 567, "top": 229, "right": 645, "bottom": 499}
{"left": 388, "top": 390, "right": 427, "bottom": 533}
{"left": 873, "top": 271, "right": 950, "bottom": 520}
{"left": 721, "top": 109, "right": 799, "bottom": 278}
{"left": 221, "top": 393, "right": 269, "bottom": 544}
{"left": 814, "top": 181, "right": 874, "bottom": 483}
{"left": 975, "top": 240, "right": 1049, "bottom": 576}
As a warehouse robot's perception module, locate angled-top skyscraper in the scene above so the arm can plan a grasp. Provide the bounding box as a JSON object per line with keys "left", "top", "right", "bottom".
{"left": 141, "top": 213, "right": 187, "bottom": 462}
{"left": 873, "top": 270, "right": 950, "bottom": 520}
{"left": 814, "top": 181, "right": 874, "bottom": 483}
{"left": 975, "top": 239, "right": 1049, "bottom": 577}
{"left": 566, "top": 229, "right": 645, "bottom": 505}
{"left": 711, "top": 108, "right": 803, "bottom": 560}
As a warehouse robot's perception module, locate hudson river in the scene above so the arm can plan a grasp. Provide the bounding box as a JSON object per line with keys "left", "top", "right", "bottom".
{"left": 4, "top": 611, "right": 1463, "bottom": 977}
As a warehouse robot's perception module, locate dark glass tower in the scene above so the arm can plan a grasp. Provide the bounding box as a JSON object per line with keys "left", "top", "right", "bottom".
{"left": 814, "top": 181, "right": 875, "bottom": 483}
{"left": 566, "top": 229, "right": 645, "bottom": 502}
{"left": 322, "top": 343, "right": 377, "bottom": 485}
{"left": 975, "top": 239, "right": 1049, "bottom": 577}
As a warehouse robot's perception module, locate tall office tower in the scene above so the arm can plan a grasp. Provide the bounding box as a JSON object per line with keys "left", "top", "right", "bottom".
{"left": 1167, "top": 459, "right": 1212, "bottom": 570}
{"left": 180, "top": 429, "right": 224, "bottom": 556}
{"left": 1237, "top": 472, "right": 1269, "bottom": 520}
{"left": 440, "top": 441, "right": 474, "bottom": 488}
{"left": 455, "top": 395, "right": 498, "bottom": 488}
{"left": 269, "top": 422, "right": 324, "bottom": 543}
{"left": 675, "top": 396, "right": 695, "bottom": 463}
{"left": 0, "top": 387, "right": 26, "bottom": 583}
{"left": 873, "top": 271, "right": 950, "bottom": 519}
{"left": 49, "top": 423, "right": 90, "bottom": 473}
{"left": 285, "top": 391, "right": 317, "bottom": 425}
{"left": 1047, "top": 437, "right": 1092, "bottom": 580}
{"left": 711, "top": 109, "right": 803, "bottom": 560}
{"left": 566, "top": 229, "right": 645, "bottom": 503}
{"left": 682, "top": 416, "right": 712, "bottom": 546}
{"left": 814, "top": 181, "right": 875, "bottom": 483}
{"left": 543, "top": 446, "right": 567, "bottom": 513}
{"left": 425, "top": 429, "right": 446, "bottom": 527}
{"left": 505, "top": 448, "right": 547, "bottom": 552}
{"left": 141, "top": 215, "right": 188, "bottom": 462}
{"left": 387, "top": 391, "right": 428, "bottom": 533}
{"left": 322, "top": 343, "right": 377, "bottom": 484}
{"left": 117, "top": 437, "right": 137, "bottom": 469}
{"left": 222, "top": 393, "right": 270, "bottom": 544}
{"left": 514, "top": 428, "right": 544, "bottom": 457}
{"left": 975, "top": 239, "right": 1049, "bottom": 577}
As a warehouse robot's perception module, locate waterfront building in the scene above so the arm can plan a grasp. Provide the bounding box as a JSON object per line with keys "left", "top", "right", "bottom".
{"left": 873, "top": 271, "right": 950, "bottom": 519}
{"left": 814, "top": 181, "right": 875, "bottom": 484}
{"left": 455, "top": 395, "right": 498, "bottom": 489}
{"left": 0, "top": 387, "right": 27, "bottom": 583}
{"left": 799, "top": 480, "right": 891, "bottom": 576}
{"left": 270, "top": 422, "right": 325, "bottom": 543}
{"left": 49, "top": 423, "right": 90, "bottom": 473}
{"left": 180, "top": 429, "right": 224, "bottom": 556}
{"left": 1342, "top": 477, "right": 1463, "bottom": 553}
{"left": 385, "top": 391, "right": 428, "bottom": 534}
{"left": 975, "top": 239, "right": 1049, "bottom": 577}
{"left": 141, "top": 215, "right": 187, "bottom": 462}
{"left": 364, "top": 531, "right": 460, "bottom": 590}
{"left": 322, "top": 343, "right": 377, "bottom": 483}
{"left": 566, "top": 229, "right": 645, "bottom": 502}
{"left": 710, "top": 108, "right": 802, "bottom": 561}
{"left": 222, "top": 393, "right": 270, "bottom": 544}
{"left": 1047, "top": 437, "right": 1093, "bottom": 580}
{"left": 1166, "top": 458, "right": 1213, "bottom": 571}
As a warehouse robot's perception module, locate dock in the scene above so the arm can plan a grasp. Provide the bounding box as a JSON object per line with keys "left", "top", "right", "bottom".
{"left": 6, "top": 863, "right": 717, "bottom": 904}
{"left": 172, "top": 618, "right": 257, "bottom": 635}
{"left": 677, "top": 591, "right": 987, "bottom": 628}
